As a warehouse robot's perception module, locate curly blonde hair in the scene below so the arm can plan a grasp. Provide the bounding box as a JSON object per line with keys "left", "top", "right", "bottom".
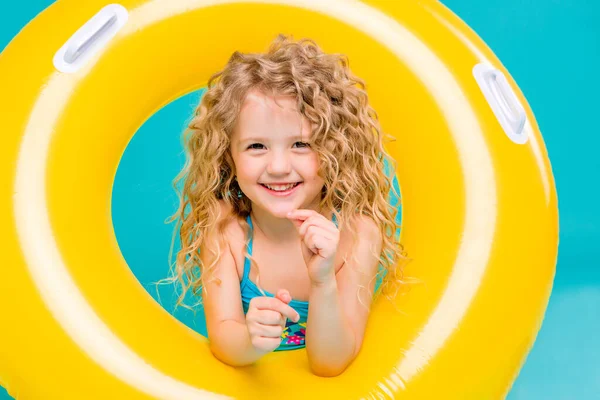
{"left": 162, "top": 34, "right": 409, "bottom": 310}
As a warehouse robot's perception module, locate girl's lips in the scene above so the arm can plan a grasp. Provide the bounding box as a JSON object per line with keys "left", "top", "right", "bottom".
{"left": 260, "top": 182, "right": 302, "bottom": 197}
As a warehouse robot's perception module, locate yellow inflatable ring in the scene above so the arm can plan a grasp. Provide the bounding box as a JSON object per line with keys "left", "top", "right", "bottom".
{"left": 0, "top": 0, "right": 558, "bottom": 398}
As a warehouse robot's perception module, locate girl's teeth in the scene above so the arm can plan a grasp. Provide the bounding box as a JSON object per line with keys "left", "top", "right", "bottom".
{"left": 264, "top": 183, "right": 297, "bottom": 191}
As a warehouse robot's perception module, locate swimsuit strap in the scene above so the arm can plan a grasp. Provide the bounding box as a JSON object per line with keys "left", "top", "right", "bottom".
{"left": 242, "top": 214, "right": 253, "bottom": 281}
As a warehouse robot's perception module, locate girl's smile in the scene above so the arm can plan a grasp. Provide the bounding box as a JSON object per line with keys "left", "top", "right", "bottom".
{"left": 259, "top": 181, "right": 303, "bottom": 197}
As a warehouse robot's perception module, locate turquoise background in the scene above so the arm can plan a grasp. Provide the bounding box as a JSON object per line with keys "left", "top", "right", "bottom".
{"left": 1, "top": 1, "right": 598, "bottom": 398}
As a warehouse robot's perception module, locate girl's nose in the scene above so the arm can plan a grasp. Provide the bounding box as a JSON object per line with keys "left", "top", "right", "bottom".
{"left": 266, "top": 152, "right": 292, "bottom": 175}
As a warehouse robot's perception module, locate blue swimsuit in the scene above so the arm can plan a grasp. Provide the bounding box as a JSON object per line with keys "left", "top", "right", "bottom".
{"left": 239, "top": 214, "right": 338, "bottom": 351}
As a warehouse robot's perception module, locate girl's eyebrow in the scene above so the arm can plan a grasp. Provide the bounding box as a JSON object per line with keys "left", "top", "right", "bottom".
{"left": 240, "top": 135, "right": 306, "bottom": 144}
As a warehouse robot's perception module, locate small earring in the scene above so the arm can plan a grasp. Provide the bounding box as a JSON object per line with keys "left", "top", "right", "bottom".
{"left": 237, "top": 189, "right": 242, "bottom": 199}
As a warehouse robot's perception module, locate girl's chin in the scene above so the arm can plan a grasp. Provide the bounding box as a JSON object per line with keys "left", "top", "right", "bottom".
{"left": 268, "top": 206, "right": 297, "bottom": 219}
{"left": 248, "top": 199, "right": 295, "bottom": 218}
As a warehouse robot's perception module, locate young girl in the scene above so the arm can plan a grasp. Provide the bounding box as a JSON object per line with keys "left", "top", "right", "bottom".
{"left": 167, "top": 34, "right": 406, "bottom": 377}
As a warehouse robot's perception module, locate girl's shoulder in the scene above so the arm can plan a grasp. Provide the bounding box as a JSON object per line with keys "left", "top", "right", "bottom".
{"left": 215, "top": 200, "right": 246, "bottom": 281}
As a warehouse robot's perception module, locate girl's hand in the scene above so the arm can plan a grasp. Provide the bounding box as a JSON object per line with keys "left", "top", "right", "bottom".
{"left": 245, "top": 289, "right": 300, "bottom": 354}
{"left": 286, "top": 209, "right": 340, "bottom": 285}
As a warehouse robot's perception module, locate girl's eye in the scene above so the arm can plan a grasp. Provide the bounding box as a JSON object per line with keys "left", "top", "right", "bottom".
{"left": 247, "top": 143, "right": 265, "bottom": 150}
{"left": 246, "top": 142, "right": 309, "bottom": 150}
{"left": 293, "top": 141, "right": 311, "bottom": 148}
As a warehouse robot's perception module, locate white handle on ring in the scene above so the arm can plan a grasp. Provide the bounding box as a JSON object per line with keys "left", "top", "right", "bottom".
{"left": 64, "top": 13, "right": 117, "bottom": 64}
{"left": 53, "top": 4, "right": 128, "bottom": 73}
{"left": 473, "top": 63, "right": 528, "bottom": 144}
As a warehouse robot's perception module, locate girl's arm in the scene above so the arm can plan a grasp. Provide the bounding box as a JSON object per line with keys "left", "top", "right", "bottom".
{"left": 201, "top": 215, "right": 266, "bottom": 366}
{"left": 305, "top": 215, "right": 383, "bottom": 377}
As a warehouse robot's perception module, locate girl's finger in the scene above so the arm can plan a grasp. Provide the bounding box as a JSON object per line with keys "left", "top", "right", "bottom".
{"left": 256, "top": 309, "right": 285, "bottom": 326}
{"left": 254, "top": 297, "right": 300, "bottom": 322}
{"left": 299, "top": 216, "right": 336, "bottom": 237}
{"left": 288, "top": 210, "right": 331, "bottom": 226}
{"left": 287, "top": 209, "right": 319, "bottom": 220}
{"left": 251, "top": 336, "right": 281, "bottom": 352}
{"left": 304, "top": 231, "right": 321, "bottom": 254}
{"left": 304, "top": 225, "right": 335, "bottom": 242}
{"left": 257, "top": 323, "right": 284, "bottom": 338}
{"left": 305, "top": 230, "right": 335, "bottom": 254}
{"left": 275, "top": 288, "right": 292, "bottom": 304}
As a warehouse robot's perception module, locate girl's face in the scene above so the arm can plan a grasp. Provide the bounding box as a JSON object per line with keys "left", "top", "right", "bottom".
{"left": 230, "top": 89, "right": 325, "bottom": 218}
